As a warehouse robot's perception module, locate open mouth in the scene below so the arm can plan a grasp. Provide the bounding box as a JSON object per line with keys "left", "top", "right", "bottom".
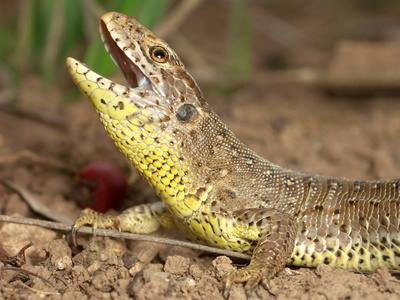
{"left": 99, "top": 20, "right": 151, "bottom": 91}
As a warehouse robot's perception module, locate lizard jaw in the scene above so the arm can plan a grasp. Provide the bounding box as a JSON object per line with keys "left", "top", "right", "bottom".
{"left": 100, "top": 18, "right": 151, "bottom": 92}
{"left": 66, "top": 18, "right": 165, "bottom": 120}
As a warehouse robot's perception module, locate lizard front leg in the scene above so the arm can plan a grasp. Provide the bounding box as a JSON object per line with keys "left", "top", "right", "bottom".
{"left": 222, "top": 208, "right": 298, "bottom": 298}
{"left": 71, "top": 201, "right": 176, "bottom": 244}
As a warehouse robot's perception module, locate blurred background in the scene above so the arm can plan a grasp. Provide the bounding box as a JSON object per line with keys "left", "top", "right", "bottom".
{"left": 0, "top": 2, "right": 400, "bottom": 298}
{"left": 1, "top": 0, "right": 400, "bottom": 98}
{"left": 1, "top": 0, "right": 400, "bottom": 210}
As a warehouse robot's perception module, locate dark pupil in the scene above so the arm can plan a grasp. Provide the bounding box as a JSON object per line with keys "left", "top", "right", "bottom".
{"left": 154, "top": 49, "right": 166, "bottom": 59}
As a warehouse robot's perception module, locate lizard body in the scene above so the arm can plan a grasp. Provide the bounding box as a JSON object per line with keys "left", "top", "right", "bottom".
{"left": 67, "top": 12, "right": 400, "bottom": 297}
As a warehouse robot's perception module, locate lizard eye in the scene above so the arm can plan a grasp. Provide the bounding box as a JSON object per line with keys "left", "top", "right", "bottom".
{"left": 150, "top": 46, "right": 168, "bottom": 63}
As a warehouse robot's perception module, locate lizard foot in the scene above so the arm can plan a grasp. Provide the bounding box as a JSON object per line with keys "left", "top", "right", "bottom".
{"left": 71, "top": 202, "right": 169, "bottom": 245}
{"left": 222, "top": 265, "right": 271, "bottom": 299}
{"left": 71, "top": 208, "right": 117, "bottom": 245}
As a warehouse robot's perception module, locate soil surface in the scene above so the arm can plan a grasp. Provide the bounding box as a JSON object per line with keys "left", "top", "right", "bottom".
{"left": 1, "top": 1, "right": 400, "bottom": 299}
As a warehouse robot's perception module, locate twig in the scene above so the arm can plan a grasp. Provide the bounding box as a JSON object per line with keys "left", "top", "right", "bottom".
{"left": 0, "top": 103, "right": 66, "bottom": 129}
{"left": 154, "top": 0, "right": 209, "bottom": 71}
{"left": 0, "top": 179, "right": 74, "bottom": 224}
{"left": 0, "top": 150, "right": 76, "bottom": 173}
{"left": 0, "top": 266, "right": 64, "bottom": 294}
{"left": 252, "top": 8, "right": 306, "bottom": 48}
{"left": 0, "top": 241, "right": 34, "bottom": 267}
{"left": 16, "top": 282, "right": 62, "bottom": 296}
{"left": 0, "top": 214, "right": 251, "bottom": 261}
{"left": 43, "top": 0, "right": 65, "bottom": 79}
{"left": 169, "top": 33, "right": 210, "bottom": 69}
{"left": 155, "top": 0, "right": 205, "bottom": 39}
{"left": 193, "top": 68, "right": 400, "bottom": 93}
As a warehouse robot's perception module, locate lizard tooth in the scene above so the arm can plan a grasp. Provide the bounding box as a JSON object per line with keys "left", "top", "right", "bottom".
{"left": 138, "top": 76, "right": 150, "bottom": 87}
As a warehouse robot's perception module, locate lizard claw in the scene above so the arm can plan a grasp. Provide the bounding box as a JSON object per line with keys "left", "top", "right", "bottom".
{"left": 71, "top": 221, "right": 98, "bottom": 246}
{"left": 245, "top": 290, "right": 252, "bottom": 300}
{"left": 222, "top": 280, "right": 232, "bottom": 299}
{"left": 222, "top": 266, "right": 273, "bottom": 298}
{"left": 261, "top": 276, "right": 271, "bottom": 291}
{"left": 70, "top": 208, "right": 116, "bottom": 246}
{"left": 115, "top": 218, "right": 121, "bottom": 231}
{"left": 71, "top": 224, "right": 78, "bottom": 246}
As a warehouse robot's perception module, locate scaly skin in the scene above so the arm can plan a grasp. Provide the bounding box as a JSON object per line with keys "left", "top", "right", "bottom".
{"left": 67, "top": 12, "right": 400, "bottom": 297}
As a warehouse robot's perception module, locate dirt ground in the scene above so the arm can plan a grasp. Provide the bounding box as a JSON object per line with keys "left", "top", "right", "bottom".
{"left": 1, "top": 1, "right": 400, "bottom": 299}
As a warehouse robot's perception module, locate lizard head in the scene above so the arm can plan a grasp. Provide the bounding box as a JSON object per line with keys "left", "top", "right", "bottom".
{"left": 67, "top": 12, "right": 215, "bottom": 203}
{"left": 102, "top": 12, "right": 204, "bottom": 108}
{"left": 67, "top": 12, "right": 205, "bottom": 126}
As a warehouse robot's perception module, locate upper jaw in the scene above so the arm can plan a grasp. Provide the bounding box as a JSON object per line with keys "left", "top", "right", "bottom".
{"left": 99, "top": 14, "right": 151, "bottom": 93}
{"left": 67, "top": 12, "right": 173, "bottom": 121}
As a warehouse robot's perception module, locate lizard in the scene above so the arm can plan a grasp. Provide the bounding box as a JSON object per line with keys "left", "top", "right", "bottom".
{"left": 66, "top": 12, "right": 400, "bottom": 298}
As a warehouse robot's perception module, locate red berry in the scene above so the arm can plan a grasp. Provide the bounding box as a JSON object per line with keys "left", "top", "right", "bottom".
{"left": 74, "top": 162, "right": 128, "bottom": 213}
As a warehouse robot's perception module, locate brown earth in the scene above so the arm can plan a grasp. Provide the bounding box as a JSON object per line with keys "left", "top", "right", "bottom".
{"left": 1, "top": 1, "right": 400, "bottom": 299}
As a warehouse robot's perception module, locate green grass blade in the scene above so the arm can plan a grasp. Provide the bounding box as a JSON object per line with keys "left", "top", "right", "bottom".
{"left": 226, "top": 0, "right": 253, "bottom": 78}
